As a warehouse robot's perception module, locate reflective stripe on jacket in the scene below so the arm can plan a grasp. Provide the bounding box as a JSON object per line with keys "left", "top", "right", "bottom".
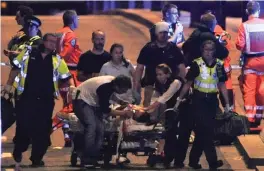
{"left": 12, "top": 48, "right": 71, "bottom": 98}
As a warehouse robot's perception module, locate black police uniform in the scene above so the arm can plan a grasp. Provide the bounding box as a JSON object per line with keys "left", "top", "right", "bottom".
{"left": 186, "top": 59, "right": 227, "bottom": 169}
{"left": 2, "top": 17, "right": 43, "bottom": 136}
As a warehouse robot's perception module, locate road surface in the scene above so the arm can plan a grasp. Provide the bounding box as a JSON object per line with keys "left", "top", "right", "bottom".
{"left": 0, "top": 14, "right": 253, "bottom": 170}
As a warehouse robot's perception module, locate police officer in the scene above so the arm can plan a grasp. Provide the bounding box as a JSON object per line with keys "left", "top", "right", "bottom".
{"left": 2, "top": 15, "right": 43, "bottom": 136}
{"left": 150, "top": 3, "right": 185, "bottom": 48}
{"left": 174, "top": 40, "right": 230, "bottom": 169}
{"left": 4, "top": 12, "right": 42, "bottom": 62}
{"left": 3, "top": 33, "right": 74, "bottom": 170}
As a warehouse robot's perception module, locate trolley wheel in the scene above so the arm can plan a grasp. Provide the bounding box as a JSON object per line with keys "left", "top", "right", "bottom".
{"left": 70, "top": 152, "right": 78, "bottom": 167}
{"left": 146, "top": 155, "right": 157, "bottom": 167}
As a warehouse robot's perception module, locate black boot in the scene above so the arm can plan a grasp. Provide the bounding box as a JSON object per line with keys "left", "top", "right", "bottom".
{"left": 189, "top": 163, "right": 202, "bottom": 169}
{"left": 209, "top": 160, "right": 223, "bottom": 169}
{"left": 30, "top": 160, "right": 45, "bottom": 167}
{"left": 174, "top": 162, "right": 184, "bottom": 169}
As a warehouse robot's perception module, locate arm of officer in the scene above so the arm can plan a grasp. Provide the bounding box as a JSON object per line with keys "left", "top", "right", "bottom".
{"left": 58, "top": 58, "right": 74, "bottom": 87}
{"left": 236, "top": 24, "right": 246, "bottom": 51}
{"left": 59, "top": 32, "right": 75, "bottom": 59}
{"left": 4, "top": 50, "right": 26, "bottom": 93}
{"left": 217, "top": 64, "right": 229, "bottom": 111}
{"left": 6, "top": 68, "right": 19, "bottom": 86}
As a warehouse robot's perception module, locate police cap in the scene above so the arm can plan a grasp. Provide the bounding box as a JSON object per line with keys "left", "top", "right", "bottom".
{"left": 24, "top": 15, "right": 42, "bottom": 27}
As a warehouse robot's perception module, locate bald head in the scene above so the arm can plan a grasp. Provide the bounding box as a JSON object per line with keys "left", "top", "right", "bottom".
{"left": 92, "top": 30, "right": 105, "bottom": 51}
{"left": 92, "top": 30, "right": 105, "bottom": 39}
{"left": 247, "top": 1, "right": 260, "bottom": 15}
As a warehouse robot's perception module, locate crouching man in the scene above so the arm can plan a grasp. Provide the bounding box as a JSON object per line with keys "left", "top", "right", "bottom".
{"left": 72, "top": 75, "right": 134, "bottom": 168}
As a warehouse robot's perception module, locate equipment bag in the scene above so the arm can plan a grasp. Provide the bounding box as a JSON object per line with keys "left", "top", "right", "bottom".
{"left": 215, "top": 111, "right": 250, "bottom": 137}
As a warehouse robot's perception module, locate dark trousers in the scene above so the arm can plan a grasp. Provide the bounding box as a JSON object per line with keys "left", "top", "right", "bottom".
{"left": 174, "top": 103, "right": 194, "bottom": 164}
{"left": 189, "top": 93, "right": 218, "bottom": 165}
{"left": 13, "top": 95, "right": 54, "bottom": 163}
{"left": 164, "top": 102, "right": 194, "bottom": 164}
{"left": 73, "top": 99, "right": 104, "bottom": 163}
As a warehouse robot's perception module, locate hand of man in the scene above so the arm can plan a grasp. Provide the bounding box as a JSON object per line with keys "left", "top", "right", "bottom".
{"left": 3, "top": 49, "right": 19, "bottom": 57}
{"left": 174, "top": 23, "right": 183, "bottom": 35}
{"left": 224, "top": 104, "right": 231, "bottom": 113}
{"left": 67, "top": 86, "right": 76, "bottom": 104}
{"left": 1, "top": 84, "right": 13, "bottom": 99}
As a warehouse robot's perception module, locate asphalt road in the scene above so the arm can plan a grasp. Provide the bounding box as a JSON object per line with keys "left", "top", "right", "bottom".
{"left": 0, "top": 14, "right": 255, "bottom": 171}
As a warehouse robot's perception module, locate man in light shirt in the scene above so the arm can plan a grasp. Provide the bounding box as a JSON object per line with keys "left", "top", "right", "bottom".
{"left": 72, "top": 75, "right": 134, "bottom": 167}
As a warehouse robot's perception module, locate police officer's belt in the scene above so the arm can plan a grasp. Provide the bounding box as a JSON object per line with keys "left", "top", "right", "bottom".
{"left": 193, "top": 90, "right": 218, "bottom": 98}
{"left": 245, "top": 52, "right": 264, "bottom": 58}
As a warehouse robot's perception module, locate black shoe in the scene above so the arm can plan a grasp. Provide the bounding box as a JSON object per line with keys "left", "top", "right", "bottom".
{"left": 13, "top": 152, "right": 22, "bottom": 163}
{"left": 189, "top": 163, "right": 202, "bottom": 169}
{"left": 209, "top": 160, "right": 223, "bottom": 169}
{"left": 30, "top": 161, "right": 45, "bottom": 167}
{"left": 174, "top": 162, "right": 184, "bottom": 169}
{"left": 163, "top": 157, "right": 173, "bottom": 169}
{"left": 163, "top": 161, "right": 171, "bottom": 169}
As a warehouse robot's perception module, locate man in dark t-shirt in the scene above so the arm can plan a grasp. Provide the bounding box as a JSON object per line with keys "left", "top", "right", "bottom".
{"left": 134, "top": 21, "right": 186, "bottom": 107}
{"left": 77, "top": 30, "right": 111, "bottom": 82}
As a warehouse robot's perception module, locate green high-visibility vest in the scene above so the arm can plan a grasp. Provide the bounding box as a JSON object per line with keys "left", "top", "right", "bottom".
{"left": 193, "top": 57, "right": 224, "bottom": 93}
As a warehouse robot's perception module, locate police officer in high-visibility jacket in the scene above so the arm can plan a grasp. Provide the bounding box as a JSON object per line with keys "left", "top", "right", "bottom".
{"left": 2, "top": 15, "right": 42, "bottom": 136}
{"left": 2, "top": 33, "right": 74, "bottom": 170}
{"left": 204, "top": 10, "right": 235, "bottom": 111}
{"left": 236, "top": 1, "right": 264, "bottom": 128}
{"left": 54, "top": 10, "right": 82, "bottom": 147}
{"left": 174, "top": 40, "right": 230, "bottom": 170}
{"left": 4, "top": 15, "right": 42, "bottom": 62}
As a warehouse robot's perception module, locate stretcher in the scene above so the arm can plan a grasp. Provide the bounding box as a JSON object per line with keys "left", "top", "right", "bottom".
{"left": 57, "top": 104, "right": 166, "bottom": 167}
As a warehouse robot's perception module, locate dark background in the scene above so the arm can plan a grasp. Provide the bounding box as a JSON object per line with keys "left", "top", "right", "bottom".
{"left": 1, "top": 1, "right": 264, "bottom": 29}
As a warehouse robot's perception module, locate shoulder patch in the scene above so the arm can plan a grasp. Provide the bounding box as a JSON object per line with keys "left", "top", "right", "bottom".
{"left": 71, "top": 39, "right": 76, "bottom": 47}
